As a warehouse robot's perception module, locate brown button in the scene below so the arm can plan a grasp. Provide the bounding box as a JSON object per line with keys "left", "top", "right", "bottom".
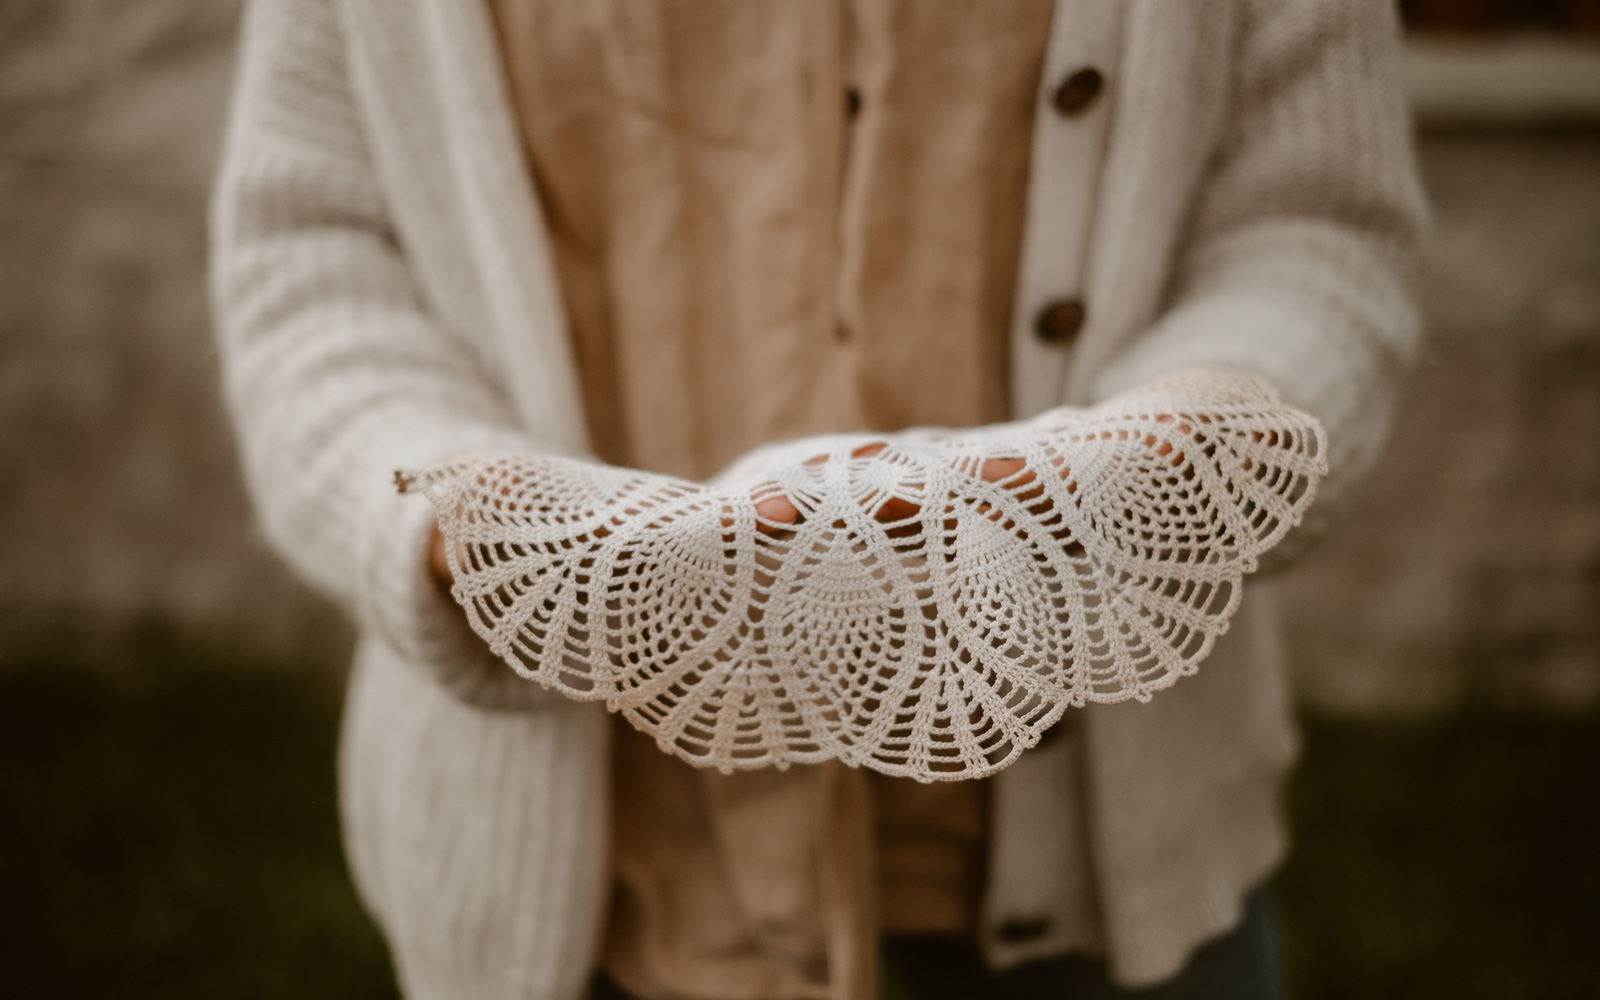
{"left": 1052, "top": 67, "right": 1104, "bottom": 116}
{"left": 845, "top": 86, "right": 862, "bottom": 119}
{"left": 996, "top": 916, "right": 1052, "bottom": 944}
{"left": 1035, "top": 298, "right": 1086, "bottom": 345}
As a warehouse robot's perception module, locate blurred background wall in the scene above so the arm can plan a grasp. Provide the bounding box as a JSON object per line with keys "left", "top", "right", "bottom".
{"left": 3, "top": 0, "right": 1597, "bottom": 712}
{"left": 0, "top": 0, "right": 336, "bottom": 661}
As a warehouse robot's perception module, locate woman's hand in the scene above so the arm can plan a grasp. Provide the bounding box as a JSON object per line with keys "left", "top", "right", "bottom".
{"left": 751, "top": 445, "right": 1030, "bottom": 532}
{"left": 750, "top": 413, "right": 1191, "bottom": 536}
{"left": 427, "top": 523, "right": 455, "bottom": 587}
{"left": 424, "top": 450, "right": 1034, "bottom": 586}
{"left": 428, "top": 420, "right": 1189, "bottom": 583}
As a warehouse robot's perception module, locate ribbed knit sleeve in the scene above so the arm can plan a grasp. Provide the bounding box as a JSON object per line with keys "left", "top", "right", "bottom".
{"left": 210, "top": 0, "right": 554, "bottom": 709}
{"left": 1090, "top": 0, "right": 1428, "bottom": 539}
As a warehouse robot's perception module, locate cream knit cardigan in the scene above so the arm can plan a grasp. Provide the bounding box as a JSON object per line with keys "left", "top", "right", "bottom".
{"left": 210, "top": 0, "right": 1426, "bottom": 995}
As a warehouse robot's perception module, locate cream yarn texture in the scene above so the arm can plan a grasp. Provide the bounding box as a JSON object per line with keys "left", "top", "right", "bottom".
{"left": 399, "top": 371, "right": 1326, "bottom": 782}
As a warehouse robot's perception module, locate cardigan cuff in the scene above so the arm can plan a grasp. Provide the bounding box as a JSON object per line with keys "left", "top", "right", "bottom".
{"left": 1087, "top": 291, "right": 1400, "bottom": 561}
{"left": 1090, "top": 294, "right": 1340, "bottom": 418}
{"left": 357, "top": 426, "right": 566, "bottom": 712}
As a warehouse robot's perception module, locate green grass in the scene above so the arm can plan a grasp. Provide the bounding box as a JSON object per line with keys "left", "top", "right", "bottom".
{"left": 0, "top": 623, "right": 397, "bottom": 1000}
{"left": 0, "top": 624, "right": 1596, "bottom": 998}
{"left": 1282, "top": 712, "right": 1600, "bottom": 1000}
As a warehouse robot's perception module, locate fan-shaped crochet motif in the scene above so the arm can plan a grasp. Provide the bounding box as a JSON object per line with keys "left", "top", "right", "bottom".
{"left": 399, "top": 371, "right": 1326, "bottom": 782}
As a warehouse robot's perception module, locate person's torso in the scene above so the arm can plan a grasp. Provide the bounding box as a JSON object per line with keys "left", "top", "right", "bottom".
{"left": 490, "top": 4, "right": 1061, "bottom": 998}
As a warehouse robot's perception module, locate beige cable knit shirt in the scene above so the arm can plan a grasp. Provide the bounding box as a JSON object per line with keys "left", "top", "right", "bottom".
{"left": 210, "top": 1, "right": 1426, "bottom": 996}
{"left": 488, "top": 3, "right": 1057, "bottom": 996}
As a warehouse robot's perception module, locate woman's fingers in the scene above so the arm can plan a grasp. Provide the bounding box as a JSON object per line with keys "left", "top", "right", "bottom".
{"left": 1152, "top": 414, "right": 1190, "bottom": 465}
{"left": 746, "top": 447, "right": 1050, "bottom": 534}
{"left": 440, "top": 424, "right": 1193, "bottom": 574}
{"left": 875, "top": 496, "right": 921, "bottom": 524}
{"left": 427, "top": 523, "right": 475, "bottom": 587}
{"left": 979, "top": 457, "right": 1027, "bottom": 483}
{"left": 755, "top": 492, "right": 801, "bottom": 528}
{"left": 427, "top": 524, "right": 453, "bottom": 585}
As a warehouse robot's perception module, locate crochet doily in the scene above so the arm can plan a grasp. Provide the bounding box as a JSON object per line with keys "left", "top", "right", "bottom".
{"left": 398, "top": 371, "right": 1325, "bottom": 782}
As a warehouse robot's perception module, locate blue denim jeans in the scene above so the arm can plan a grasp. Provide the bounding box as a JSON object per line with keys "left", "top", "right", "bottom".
{"left": 592, "top": 886, "right": 1283, "bottom": 1000}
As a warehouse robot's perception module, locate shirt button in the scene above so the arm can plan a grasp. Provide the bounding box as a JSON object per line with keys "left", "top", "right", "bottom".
{"left": 1035, "top": 298, "right": 1086, "bottom": 345}
{"left": 1052, "top": 67, "right": 1105, "bottom": 116}
{"left": 997, "top": 916, "right": 1052, "bottom": 944}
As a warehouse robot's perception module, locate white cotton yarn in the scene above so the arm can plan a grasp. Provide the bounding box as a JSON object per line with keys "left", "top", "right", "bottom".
{"left": 399, "top": 371, "right": 1326, "bottom": 782}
